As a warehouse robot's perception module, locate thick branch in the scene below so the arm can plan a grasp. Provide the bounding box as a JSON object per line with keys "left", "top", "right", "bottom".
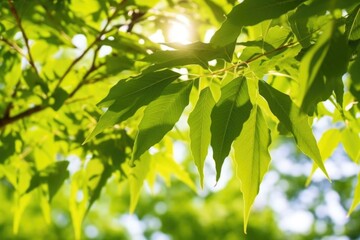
{"left": 0, "top": 105, "right": 45, "bottom": 129}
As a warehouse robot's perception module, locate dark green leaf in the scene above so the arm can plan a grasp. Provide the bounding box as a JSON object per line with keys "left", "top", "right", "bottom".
{"left": 299, "top": 23, "right": 349, "bottom": 113}
{"left": 98, "top": 69, "right": 180, "bottom": 107}
{"left": 85, "top": 70, "right": 180, "bottom": 142}
{"left": 346, "top": 4, "right": 360, "bottom": 41}
{"left": 26, "top": 161, "right": 69, "bottom": 202}
{"left": 258, "top": 80, "right": 329, "bottom": 178}
{"left": 211, "top": 0, "right": 305, "bottom": 47}
{"left": 0, "top": 133, "right": 18, "bottom": 164}
{"left": 87, "top": 163, "right": 113, "bottom": 213}
{"left": 49, "top": 87, "right": 69, "bottom": 111}
{"left": 204, "top": 0, "right": 227, "bottom": 23}
{"left": 132, "top": 80, "right": 193, "bottom": 160}
{"left": 211, "top": 77, "right": 252, "bottom": 181}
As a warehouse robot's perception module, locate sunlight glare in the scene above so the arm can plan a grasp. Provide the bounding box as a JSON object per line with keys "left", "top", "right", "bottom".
{"left": 167, "top": 16, "right": 191, "bottom": 44}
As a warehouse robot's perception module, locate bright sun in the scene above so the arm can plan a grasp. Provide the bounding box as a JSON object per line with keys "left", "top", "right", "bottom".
{"left": 167, "top": 17, "right": 192, "bottom": 44}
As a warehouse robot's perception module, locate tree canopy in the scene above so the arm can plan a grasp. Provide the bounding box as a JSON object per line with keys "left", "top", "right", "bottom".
{"left": 1, "top": 0, "right": 360, "bottom": 239}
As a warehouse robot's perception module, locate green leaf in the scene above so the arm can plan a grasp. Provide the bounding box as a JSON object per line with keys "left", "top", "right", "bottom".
{"left": 349, "top": 172, "right": 360, "bottom": 215}
{"left": 298, "top": 22, "right": 332, "bottom": 111}
{"left": 150, "top": 148, "right": 196, "bottom": 191}
{"left": 306, "top": 128, "right": 341, "bottom": 186}
{"left": 49, "top": 87, "right": 69, "bottom": 111}
{"left": 129, "top": 152, "right": 152, "bottom": 213}
{"left": 258, "top": 80, "right": 329, "bottom": 179}
{"left": 204, "top": 0, "right": 227, "bottom": 23}
{"left": 142, "top": 42, "right": 235, "bottom": 72}
{"left": 26, "top": 161, "right": 69, "bottom": 202}
{"left": 188, "top": 88, "right": 216, "bottom": 188}
{"left": 288, "top": 3, "right": 314, "bottom": 48}
{"left": 342, "top": 128, "right": 360, "bottom": 163}
{"left": 210, "top": 0, "right": 305, "bottom": 47}
{"left": 132, "top": 81, "right": 193, "bottom": 160}
{"left": 98, "top": 70, "right": 180, "bottom": 108}
{"left": 211, "top": 77, "right": 252, "bottom": 181}
{"left": 299, "top": 22, "right": 349, "bottom": 113}
{"left": 13, "top": 194, "right": 32, "bottom": 234}
{"left": 233, "top": 105, "right": 271, "bottom": 233}
{"left": 346, "top": 4, "right": 360, "bottom": 41}
{"left": 69, "top": 171, "right": 88, "bottom": 240}
{"left": 350, "top": 55, "right": 360, "bottom": 103}
{"left": 85, "top": 70, "right": 180, "bottom": 142}
{"left": 0, "top": 133, "right": 18, "bottom": 164}
{"left": 86, "top": 161, "right": 113, "bottom": 213}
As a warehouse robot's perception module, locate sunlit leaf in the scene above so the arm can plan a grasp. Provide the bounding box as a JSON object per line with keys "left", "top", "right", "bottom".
{"left": 349, "top": 172, "right": 360, "bottom": 215}
{"left": 211, "top": 0, "right": 305, "bottom": 47}
{"left": 142, "top": 42, "right": 235, "bottom": 72}
{"left": 342, "top": 128, "right": 360, "bottom": 163}
{"left": 298, "top": 22, "right": 349, "bottom": 113}
{"left": 188, "top": 87, "right": 216, "bottom": 188}
{"left": 69, "top": 171, "right": 89, "bottom": 240}
{"left": 211, "top": 76, "right": 252, "bottom": 181}
{"left": 132, "top": 81, "right": 193, "bottom": 160}
{"left": 26, "top": 161, "right": 69, "bottom": 202}
{"left": 129, "top": 152, "right": 152, "bottom": 213}
{"left": 258, "top": 80, "right": 329, "bottom": 179}
{"left": 233, "top": 105, "right": 271, "bottom": 232}
{"left": 346, "top": 4, "right": 360, "bottom": 41}
{"left": 86, "top": 160, "right": 113, "bottom": 212}
{"left": 13, "top": 194, "right": 32, "bottom": 234}
{"left": 85, "top": 70, "right": 180, "bottom": 142}
{"left": 306, "top": 128, "right": 341, "bottom": 186}
{"left": 148, "top": 140, "right": 196, "bottom": 191}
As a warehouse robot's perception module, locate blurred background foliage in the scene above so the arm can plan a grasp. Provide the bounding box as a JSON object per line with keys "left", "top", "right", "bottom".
{"left": 1, "top": 0, "right": 360, "bottom": 239}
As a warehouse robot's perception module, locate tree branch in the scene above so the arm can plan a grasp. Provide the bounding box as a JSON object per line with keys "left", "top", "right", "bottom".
{"left": 0, "top": 105, "right": 45, "bottom": 129}
{"left": 0, "top": 37, "right": 28, "bottom": 60}
{"left": 54, "top": 1, "right": 126, "bottom": 91}
{"left": 7, "top": 0, "right": 39, "bottom": 75}
{"left": 0, "top": 0, "right": 133, "bottom": 130}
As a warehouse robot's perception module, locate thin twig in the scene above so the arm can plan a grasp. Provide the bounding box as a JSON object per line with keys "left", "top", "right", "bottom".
{"left": 0, "top": 1, "right": 128, "bottom": 129}
{"left": 54, "top": 1, "right": 126, "bottom": 90}
{"left": 209, "top": 41, "right": 299, "bottom": 77}
{"left": 7, "top": 0, "right": 39, "bottom": 75}
{"left": 0, "top": 37, "right": 28, "bottom": 59}
{"left": 68, "top": 47, "right": 102, "bottom": 99}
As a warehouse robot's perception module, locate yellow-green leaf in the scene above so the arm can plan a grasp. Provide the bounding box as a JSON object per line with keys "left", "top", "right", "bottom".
{"left": 69, "top": 171, "right": 89, "bottom": 240}
{"left": 342, "top": 128, "right": 360, "bottom": 163}
{"left": 188, "top": 88, "right": 216, "bottom": 188}
{"left": 348, "top": 172, "right": 360, "bottom": 215}
{"left": 233, "top": 105, "right": 271, "bottom": 233}
{"left": 306, "top": 128, "right": 341, "bottom": 186}
{"left": 129, "top": 152, "right": 152, "bottom": 213}
{"left": 259, "top": 80, "right": 329, "bottom": 179}
{"left": 149, "top": 151, "right": 196, "bottom": 191}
